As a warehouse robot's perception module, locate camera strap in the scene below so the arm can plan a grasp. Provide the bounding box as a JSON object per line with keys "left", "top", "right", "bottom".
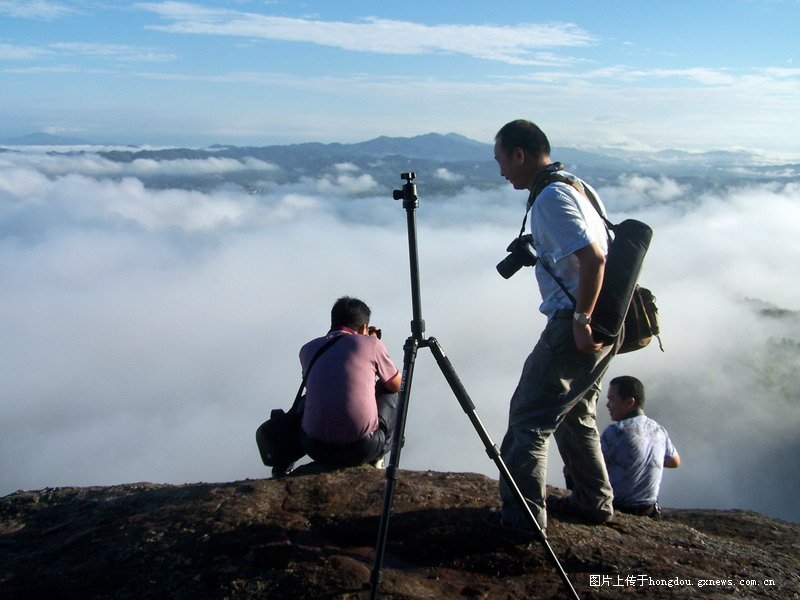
{"left": 289, "top": 333, "right": 345, "bottom": 413}
{"left": 517, "top": 163, "right": 613, "bottom": 308}
{"left": 518, "top": 163, "right": 563, "bottom": 237}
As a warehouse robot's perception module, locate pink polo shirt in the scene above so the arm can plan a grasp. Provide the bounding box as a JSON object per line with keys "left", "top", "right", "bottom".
{"left": 299, "top": 328, "right": 399, "bottom": 445}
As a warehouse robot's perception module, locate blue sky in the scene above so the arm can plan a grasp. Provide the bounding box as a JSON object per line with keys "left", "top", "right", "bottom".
{"left": 1, "top": 0, "right": 799, "bottom": 151}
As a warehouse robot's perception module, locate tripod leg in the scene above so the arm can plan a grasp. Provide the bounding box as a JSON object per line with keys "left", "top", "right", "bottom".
{"left": 369, "top": 336, "right": 419, "bottom": 600}
{"left": 426, "top": 337, "right": 580, "bottom": 600}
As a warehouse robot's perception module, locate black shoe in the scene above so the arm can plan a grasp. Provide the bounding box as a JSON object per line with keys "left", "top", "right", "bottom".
{"left": 271, "top": 463, "right": 295, "bottom": 478}
{"left": 651, "top": 502, "right": 661, "bottom": 520}
{"left": 482, "top": 509, "right": 543, "bottom": 543}
{"left": 546, "top": 494, "right": 613, "bottom": 525}
{"left": 614, "top": 501, "right": 660, "bottom": 519}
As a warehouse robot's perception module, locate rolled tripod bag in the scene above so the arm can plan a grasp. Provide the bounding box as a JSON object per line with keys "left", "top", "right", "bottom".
{"left": 590, "top": 218, "right": 652, "bottom": 346}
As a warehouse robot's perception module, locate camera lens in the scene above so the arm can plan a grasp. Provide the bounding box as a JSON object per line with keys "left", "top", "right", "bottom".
{"left": 497, "top": 253, "right": 524, "bottom": 279}
{"left": 497, "top": 236, "right": 536, "bottom": 279}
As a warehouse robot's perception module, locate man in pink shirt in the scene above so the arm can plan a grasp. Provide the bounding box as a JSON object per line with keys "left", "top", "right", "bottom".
{"left": 299, "top": 296, "right": 402, "bottom": 469}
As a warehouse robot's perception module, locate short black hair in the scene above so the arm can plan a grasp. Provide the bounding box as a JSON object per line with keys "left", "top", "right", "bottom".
{"left": 610, "top": 375, "right": 646, "bottom": 408}
{"left": 495, "top": 119, "right": 551, "bottom": 158}
{"left": 330, "top": 296, "right": 371, "bottom": 330}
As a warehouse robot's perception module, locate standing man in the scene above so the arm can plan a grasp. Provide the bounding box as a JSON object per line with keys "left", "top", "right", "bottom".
{"left": 299, "top": 296, "right": 402, "bottom": 470}
{"left": 602, "top": 375, "right": 680, "bottom": 518}
{"left": 494, "top": 119, "right": 620, "bottom": 532}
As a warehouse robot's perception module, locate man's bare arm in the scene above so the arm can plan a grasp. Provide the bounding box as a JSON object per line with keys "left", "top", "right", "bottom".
{"left": 572, "top": 241, "right": 606, "bottom": 353}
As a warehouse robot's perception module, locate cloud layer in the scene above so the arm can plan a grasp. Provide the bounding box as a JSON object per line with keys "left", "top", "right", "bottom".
{"left": 1, "top": 148, "right": 798, "bottom": 523}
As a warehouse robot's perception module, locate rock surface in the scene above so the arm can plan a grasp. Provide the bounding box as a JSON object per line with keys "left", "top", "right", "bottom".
{"left": 1, "top": 466, "right": 798, "bottom": 599}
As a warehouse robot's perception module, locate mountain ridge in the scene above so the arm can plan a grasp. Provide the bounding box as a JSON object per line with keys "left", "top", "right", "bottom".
{"left": 5, "top": 130, "right": 796, "bottom": 167}
{"left": 0, "top": 132, "right": 93, "bottom": 146}
{"left": 4, "top": 132, "right": 798, "bottom": 194}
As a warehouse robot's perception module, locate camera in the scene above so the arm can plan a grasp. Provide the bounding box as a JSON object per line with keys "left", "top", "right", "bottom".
{"left": 496, "top": 234, "right": 536, "bottom": 279}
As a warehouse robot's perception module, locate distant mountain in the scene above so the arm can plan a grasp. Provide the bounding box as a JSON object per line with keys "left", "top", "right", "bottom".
{"left": 0, "top": 132, "right": 92, "bottom": 146}
{"left": 100, "top": 133, "right": 501, "bottom": 194}
{"left": 349, "top": 132, "right": 491, "bottom": 161}
{"left": 206, "top": 132, "right": 492, "bottom": 162}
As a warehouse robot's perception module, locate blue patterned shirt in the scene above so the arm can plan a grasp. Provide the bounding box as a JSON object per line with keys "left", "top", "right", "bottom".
{"left": 601, "top": 414, "right": 678, "bottom": 506}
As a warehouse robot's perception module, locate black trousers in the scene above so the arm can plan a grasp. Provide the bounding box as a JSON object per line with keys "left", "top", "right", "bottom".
{"left": 300, "top": 390, "right": 398, "bottom": 467}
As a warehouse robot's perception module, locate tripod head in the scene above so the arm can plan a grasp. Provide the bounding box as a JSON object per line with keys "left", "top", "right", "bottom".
{"left": 392, "top": 172, "right": 418, "bottom": 209}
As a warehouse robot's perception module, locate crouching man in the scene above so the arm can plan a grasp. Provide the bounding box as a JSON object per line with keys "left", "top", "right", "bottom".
{"left": 602, "top": 375, "right": 681, "bottom": 518}
{"left": 299, "top": 296, "right": 402, "bottom": 469}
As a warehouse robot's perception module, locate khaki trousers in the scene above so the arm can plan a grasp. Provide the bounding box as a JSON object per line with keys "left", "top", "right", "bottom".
{"left": 499, "top": 316, "right": 618, "bottom": 529}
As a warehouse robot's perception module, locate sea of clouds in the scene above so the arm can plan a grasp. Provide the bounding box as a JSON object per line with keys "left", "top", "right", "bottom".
{"left": 1, "top": 147, "right": 798, "bottom": 523}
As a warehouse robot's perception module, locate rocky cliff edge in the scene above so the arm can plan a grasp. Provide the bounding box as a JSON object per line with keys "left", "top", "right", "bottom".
{"left": 1, "top": 467, "right": 798, "bottom": 599}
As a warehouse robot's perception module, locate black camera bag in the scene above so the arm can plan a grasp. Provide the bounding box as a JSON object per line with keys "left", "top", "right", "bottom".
{"left": 256, "top": 334, "right": 344, "bottom": 469}
{"left": 256, "top": 409, "right": 304, "bottom": 469}
{"left": 618, "top": 285, "right": 662, "bottom": 353}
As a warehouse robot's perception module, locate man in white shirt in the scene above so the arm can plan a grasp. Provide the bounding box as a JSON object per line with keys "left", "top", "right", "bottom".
{"left": 493, "top": 119, "right": 621, "bottom": 532}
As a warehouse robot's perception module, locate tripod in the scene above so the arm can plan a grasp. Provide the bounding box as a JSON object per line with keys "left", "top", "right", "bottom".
{"left": 368, "top": 173, "right": 579, "bottom": 600}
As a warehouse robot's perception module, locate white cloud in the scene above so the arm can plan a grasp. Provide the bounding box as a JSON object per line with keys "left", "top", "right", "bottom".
{"left": 307, "top": 164, "right": 378, "bottom": 195}
{"left": 0, "top": 154, "right": 308, "bottom": 232}
{"left": 333, "top": 162, "right": 359, "bottom": 173}
{"left": 316, "top": 173, "right": 377, "bottom": 194}
{"left": 0, "top": 42, "right": 174, "bottom": 64}
{"left": 48, "top": 42, "right": 175, "bottom": 63}
{"left": 0, "top": 151, "right": 278, "bottom": 179}
{"left": 1, "top": 151, "right": 798, "bottom": 522}
{"left": 597, "top": 174, "right": 689, "bottom": 212}
{"left": 583, "top": 66, "right": 738, "bottom": 86}
{"left": 433, "top": 167, "right": 463, "bottom": 183}
{"left": 136, "top": 2, "right": 596, "bottom": 65}
{"left": 0, "top": 43, "right": 51, "bottom": 61}
{"left": 0, "top": 0, "right": 75, "bottom": 20}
